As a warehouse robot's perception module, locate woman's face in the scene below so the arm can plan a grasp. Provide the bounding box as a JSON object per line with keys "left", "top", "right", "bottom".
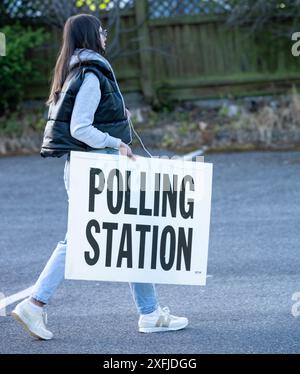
{"left": 99, "top": 26, "right": 107, "bottom": 50}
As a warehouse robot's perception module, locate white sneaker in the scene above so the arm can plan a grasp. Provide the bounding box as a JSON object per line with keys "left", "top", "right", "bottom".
{"left": 11, "top": 298, "right": 53, "bottom": 340}
{"left": 138, "top": 306, "right": 188, "bottom": 333}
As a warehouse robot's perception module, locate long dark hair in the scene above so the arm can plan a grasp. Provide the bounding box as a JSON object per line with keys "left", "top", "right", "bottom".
{"left": 47, "top": 13, "right": 105, "bottom": 106}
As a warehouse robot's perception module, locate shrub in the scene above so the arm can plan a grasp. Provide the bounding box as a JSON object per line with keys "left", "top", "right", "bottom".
{"left": 0, "top": 22, "right": 49, "bottom": 114}
{"left": 0, "top": 106, "right": 46, "bottom": 136}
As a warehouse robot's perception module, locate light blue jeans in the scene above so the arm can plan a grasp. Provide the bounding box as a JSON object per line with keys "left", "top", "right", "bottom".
{"left": 31, "top": 148, "right": 158, "bottom": 315}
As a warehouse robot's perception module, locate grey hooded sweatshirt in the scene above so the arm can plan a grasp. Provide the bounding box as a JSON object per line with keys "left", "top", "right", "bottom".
{"left": 69, "top": 48, "right": 125, "bottom": 149}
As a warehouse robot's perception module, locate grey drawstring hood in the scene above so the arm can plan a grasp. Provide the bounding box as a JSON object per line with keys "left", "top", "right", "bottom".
{"left": 70, "top": 48, "right": 109, "bottom": 69}
{"left": 69, "top": 48, "right": 126, "bottom": 117}
{"left": 68, "top": 48, "right": 152, "bottom": 157}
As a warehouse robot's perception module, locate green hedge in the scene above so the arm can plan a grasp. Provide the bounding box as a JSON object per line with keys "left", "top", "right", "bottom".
{"left": 0, "top": 22, "right": 49, "bottom": 114}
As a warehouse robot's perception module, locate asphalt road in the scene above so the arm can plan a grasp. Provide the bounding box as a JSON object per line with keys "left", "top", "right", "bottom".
{"left": 0, "top": 149, "right": 300, "bottom": 354}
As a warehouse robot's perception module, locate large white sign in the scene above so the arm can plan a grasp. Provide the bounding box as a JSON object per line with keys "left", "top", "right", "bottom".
{"left": 65, "top": 151, "right": 213, "bottom": 286}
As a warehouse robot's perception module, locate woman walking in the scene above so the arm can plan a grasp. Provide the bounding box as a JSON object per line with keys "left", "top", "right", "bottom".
{"left": 12, "top": 14, "right": 188, "bottom": 340}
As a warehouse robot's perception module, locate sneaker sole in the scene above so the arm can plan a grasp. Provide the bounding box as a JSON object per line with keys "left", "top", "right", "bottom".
{"left": 139, "top": 322, "right": 188, "bottom": 333}
{"left": 11, "top": 311, "right": 51, "bottom": 341}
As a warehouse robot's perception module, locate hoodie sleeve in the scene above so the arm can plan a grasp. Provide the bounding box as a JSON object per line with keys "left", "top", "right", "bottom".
{"left": 70, "top": 72, "right": 122, "bottom": 149}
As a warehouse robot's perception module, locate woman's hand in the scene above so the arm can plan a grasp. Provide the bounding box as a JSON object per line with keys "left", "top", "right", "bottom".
{"left": 119, "top": 141, "right": 136, "bottom": 160}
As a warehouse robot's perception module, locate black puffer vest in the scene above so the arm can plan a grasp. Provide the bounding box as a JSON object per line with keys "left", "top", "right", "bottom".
{"left": 40, "top": 60, "right": 132, "bottom": 158}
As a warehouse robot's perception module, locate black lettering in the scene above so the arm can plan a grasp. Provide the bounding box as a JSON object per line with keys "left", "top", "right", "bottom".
{"left": 136, "top": 224, "right": 151, "bottom": 269}
{"left": 107, "top": 169, "right": 123, "bottom": 214}
{"left": 124, "top": 170, "right": 137, "bottom": 215}
{"left": 180, "top": 175, "right": 195, "bottom": 219}
{"left": 160, "top": 225, "right": 176, "bottom": 270}
{"left": 89, "top": 168, "right": 105, "bottom": 212}
{"left": 151, "top": 225, "right": 159, "bottom": 269}
{"left": 117, "top": 224, "right": 133, "bottom": 268}
{"left": 85, "top": 219, "right": 100, "bottom": 265}
{"left": 153, "top": 173, "right": 160, "bottom": 216}
{"left": 139, "top": 172, "right": 152, "bottom": 216}
{"left": 102, "top": 222, "right": 118, "bottom": 267}
{"left": 176, "top": 227, "right": 193, "bottom": 271}
{"left": 162, "top": 174, "right": 178, "bottom": 217}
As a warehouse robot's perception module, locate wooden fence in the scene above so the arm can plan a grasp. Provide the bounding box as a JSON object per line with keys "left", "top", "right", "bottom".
{"left": 25, "top": 0, "right": 300, "bottom": 104}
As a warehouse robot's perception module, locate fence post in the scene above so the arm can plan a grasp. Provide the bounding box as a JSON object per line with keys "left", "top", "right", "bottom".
{"left": 135, "top": 0, "right": 155, "bottom": 104}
